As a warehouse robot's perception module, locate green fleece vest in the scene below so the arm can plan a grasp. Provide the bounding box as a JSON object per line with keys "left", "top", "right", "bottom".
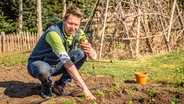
{"left": 28, "top": 22, "right": 87, "bottom": 64}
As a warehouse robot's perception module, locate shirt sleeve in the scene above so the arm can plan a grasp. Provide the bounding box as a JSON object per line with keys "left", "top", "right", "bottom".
{"left": 46, "top": 31, "right": 70, "bottom": 63}
{"left": 46, "top": 31, "right": 65, "bottom": 52}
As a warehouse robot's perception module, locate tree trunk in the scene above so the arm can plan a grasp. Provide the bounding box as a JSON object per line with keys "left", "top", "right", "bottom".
{"left": 18, "top": 0, "right": 23, "bottom": 35}
{"left": 37, "top": 0, "right": 42, "bottom": 37}
{"left": 62, "top": 0, "right": 66, "bottom": 18}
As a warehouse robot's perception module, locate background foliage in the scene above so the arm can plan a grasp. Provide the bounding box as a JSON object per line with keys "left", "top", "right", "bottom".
{"left": 0, "top": 0, "right": 96, "bottom": 33}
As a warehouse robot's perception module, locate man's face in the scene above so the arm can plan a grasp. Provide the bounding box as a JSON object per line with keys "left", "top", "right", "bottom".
{"left": 63, "top": 14, "right": 81, "bottom": 36}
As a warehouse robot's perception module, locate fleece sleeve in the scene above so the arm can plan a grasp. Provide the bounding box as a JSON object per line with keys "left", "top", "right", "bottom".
{"left": 46, "top": 31, "right": 70, "bottom": 63}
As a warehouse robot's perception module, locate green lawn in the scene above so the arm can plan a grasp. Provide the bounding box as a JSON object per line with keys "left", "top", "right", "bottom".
{"left": 80, "top": 51, "right": 184, "bottom": 85}
{"left": 0, "top": 50, "right": 184, "bottom": 86}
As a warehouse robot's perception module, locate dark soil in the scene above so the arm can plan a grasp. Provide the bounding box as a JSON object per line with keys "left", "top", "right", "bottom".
{"left": 0, "top": 64, "right": 183, "bottom": 104}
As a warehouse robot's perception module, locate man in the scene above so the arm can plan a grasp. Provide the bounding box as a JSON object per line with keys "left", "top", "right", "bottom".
{"left": 27, "top": 4, "right": 96, "bottom": 100}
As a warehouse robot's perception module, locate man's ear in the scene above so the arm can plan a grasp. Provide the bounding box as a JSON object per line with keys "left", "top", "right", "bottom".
{"left": 63, "top": 20, "right": 67, "bottom": 25}
{"left": 62, "top": 18, "right": 66, "bottom": 23}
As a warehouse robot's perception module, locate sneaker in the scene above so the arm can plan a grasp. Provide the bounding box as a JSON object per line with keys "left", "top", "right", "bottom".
{"left": 41, "top": 85, "right": 52, "bottom": 99}
{"left": 37, "top": 74, "right": 52, "bottom": 99}
{"left": 52, "top": 81, "right": 69, "bottom": 95}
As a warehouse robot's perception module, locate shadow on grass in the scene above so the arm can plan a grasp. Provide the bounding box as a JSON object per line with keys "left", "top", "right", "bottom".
{"left": 124, "top": 80, "right": 136, "bottom": 84}
{"left": 0, "top": 81, "right": 40, "bottom": 98}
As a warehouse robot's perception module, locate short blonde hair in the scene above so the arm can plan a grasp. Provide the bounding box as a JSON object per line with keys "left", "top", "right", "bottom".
{"left": 63, "top": 4, "right": 83, "bottom": 21}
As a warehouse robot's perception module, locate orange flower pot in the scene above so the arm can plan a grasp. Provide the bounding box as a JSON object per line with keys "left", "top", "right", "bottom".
{"left": 135, "top": 72, "right": 148, "bottom": 84}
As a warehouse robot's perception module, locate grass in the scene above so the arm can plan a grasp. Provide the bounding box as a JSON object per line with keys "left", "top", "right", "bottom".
{"left": 0, "top": 50, "right": 184, "bottom": 87}
{"left": 63, "top": 99, "right": 76, "bottom": 104}
{"left": 81, "top": 51, "right": 184, "bottom": 86}
{"left": 0, "top": 51, "right": 30, "bottom": 65}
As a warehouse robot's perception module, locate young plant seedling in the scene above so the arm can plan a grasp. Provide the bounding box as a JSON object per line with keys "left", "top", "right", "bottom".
{"left": 63, "top": 99, "right": 76, "bottom": 104}
{"left": 128, "top": 91, "right": 134, "bottom": 104}
{"left": 49, "top": 97, "right": 55, "bottom": 104}
{"left": 108, "top": 82, "right": 120, "bottom": 94}
{"left": 95, "top": 89, "right": 105, "bottom": 96}
{"left": 78, "top": 93, "right": 86, "bottom": 102}
{"left": 147, "top": 87, "right": 157, "bottom": 103}
{"left": 171, "top": 98, "right": 180, "bottom": 104}
{"left": 138, "top": 95, "right": 144, "bottom": 103}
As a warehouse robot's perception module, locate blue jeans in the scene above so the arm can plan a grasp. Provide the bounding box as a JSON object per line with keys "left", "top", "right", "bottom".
{"left": 27, "top": 49, "right": 87, "bottom": 84}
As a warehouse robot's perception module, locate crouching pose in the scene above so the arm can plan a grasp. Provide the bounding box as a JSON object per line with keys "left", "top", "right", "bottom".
{"left": 27, "top": 4, "right": 96, "bottom": 100}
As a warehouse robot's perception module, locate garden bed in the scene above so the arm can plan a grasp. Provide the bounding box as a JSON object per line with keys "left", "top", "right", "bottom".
{"left": 0, "top": 65, "right": 183, "bottom": 104}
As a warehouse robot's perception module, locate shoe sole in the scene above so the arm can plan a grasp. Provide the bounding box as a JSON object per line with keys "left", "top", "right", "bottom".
{"left": 52, "top": 87, "right": 62, "bottom": 95}
{"left": 41, "top": 92, "right": 52, "bottom": 99}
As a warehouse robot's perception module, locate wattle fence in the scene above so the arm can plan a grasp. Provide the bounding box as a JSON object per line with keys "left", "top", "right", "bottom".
{"left": 0, "top": 32, "right": 39, "bottom": 53}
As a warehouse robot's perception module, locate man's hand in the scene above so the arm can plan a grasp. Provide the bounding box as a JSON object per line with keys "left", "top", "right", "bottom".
{"left": 80, "top": 42, "right": 91, "bottom": 53}
{"left": 80, "top": 42, "right": 96, "bottom": 59}
{"left": 83, "top": 89, "right": 96, "bottom": 100}
{"left": 64, "top": 64, "right": 96, "bottom": 100}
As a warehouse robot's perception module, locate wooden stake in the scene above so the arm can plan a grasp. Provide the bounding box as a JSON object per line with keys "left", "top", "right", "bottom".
{"left": 118, "top": 0, "right": 134, "bottom": 58}
{"left": 1, "top": 32, "right": 5, "bottom": 52}
{"left": 83, "top": 0, "right": 100, "bottom": 32}
{"left": 175, "top": 2, "right": 184, "bottom": 33}
{"left": 167, "top": 0, "right": 177, "bottom": 42}
{"left": 136, "top": 8, "right": 140, "bottom": 56}
{"left": 154, "top": 0, "right": 171, "bottom": 52}
{"left": 99, "top": 0, "right": 109, "bottom": 58}
{"left": 133, "top": 0, "right": 153, "bottom": 53}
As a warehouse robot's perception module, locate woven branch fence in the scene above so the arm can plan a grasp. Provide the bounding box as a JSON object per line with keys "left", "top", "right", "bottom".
{"left": 0, "top": 32, "right": 39, "bottom": 53}
{"left": 84, "top": 0, "right": 184, "bottom": 59}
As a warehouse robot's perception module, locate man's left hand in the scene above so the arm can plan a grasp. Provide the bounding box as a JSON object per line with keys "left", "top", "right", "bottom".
{"left": 80, "top": 42, "right": 91, "bottom": 53}
{"left": 80, "top": 42, "right": 96, "bottom": 59}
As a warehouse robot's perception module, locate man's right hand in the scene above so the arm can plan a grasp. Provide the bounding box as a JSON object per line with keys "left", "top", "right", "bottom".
{"left": 83, "top": 89, "right": 96, "bottom": 100}
{"left": 64, "top": 63, "right": 96, "bottom": 100}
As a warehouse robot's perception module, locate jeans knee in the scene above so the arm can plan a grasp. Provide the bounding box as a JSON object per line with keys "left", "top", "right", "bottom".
{"left": 28, "top": 61, "right": 51, "bottom": 78}
{"left": 39, "top": 68, "right": 50, "bottom": 78}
